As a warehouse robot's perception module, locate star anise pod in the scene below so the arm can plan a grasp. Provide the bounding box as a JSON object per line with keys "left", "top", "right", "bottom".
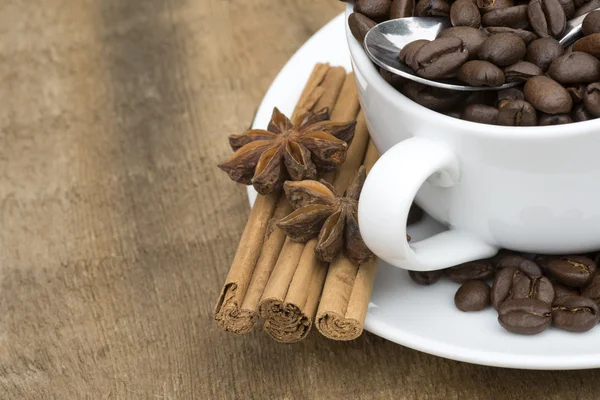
{"left": 218, "top": 107, "right": 356, "bottom": 195}
{"left": 276, "top": 166, "right": 373, "bottom": 264}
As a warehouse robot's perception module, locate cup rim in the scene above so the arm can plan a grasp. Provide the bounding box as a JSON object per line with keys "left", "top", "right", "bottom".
{"left": 344, "top": 4, "right": 600, "bottom": 139}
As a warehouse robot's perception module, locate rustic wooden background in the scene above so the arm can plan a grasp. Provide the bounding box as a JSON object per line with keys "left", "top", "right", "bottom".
{"left": 1, "top": 0, "right": 600, "bottom": 398}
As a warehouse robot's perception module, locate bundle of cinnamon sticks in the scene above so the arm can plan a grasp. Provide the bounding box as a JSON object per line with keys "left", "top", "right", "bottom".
{"left": 214, "top": 63, "right": 381, "bottom": 342}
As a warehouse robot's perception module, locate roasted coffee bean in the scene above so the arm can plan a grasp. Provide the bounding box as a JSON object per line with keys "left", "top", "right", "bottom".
{"left": 400, "top": 39, "right": 430, "bottom": 70}
{"left": 355, "top": 0, "right": 392, "bottom": 22}
{"left": 524, "top": 76, "right": 573, "bottom": 114}
{"left": 543, "top": 255, "right": 596, "bottom": 287}
{"left": 491, "top": 267, "right": 518, "bottom": 309}
{"left": 548, "top": 52, "right": 600, "bottom": 84}
{"left": 582, "top": 10, "right": 600, "bottom": 36}
{"left": 477, "top": 0, "right": 515, "bottom": 13}
{"left": 455, "top": 280, "right": 491, "bottom": 311}
{"left": 525, "top": 37, "right": 564, "bottom": 70}
{"left": 574, "top": 0, "right": 600, "bottom": 17}
{"left": 445, "top": 259, "right": 495, "bottom": 283}
{"left": 481, "top": 5, "right": 530, "bottom": 29}
{"left": 573, "top": 0, "right": 588, "bottom": 8}
{"left": 582, "top": 273, "right": 600, "bottom": 304}
{"left": 413, "top": 37, "right": 469, "bottom": 78}
{"left": 573, "top": 33, "right": 600, "bottom": 58}
{"left": 409, "top": 269, "right": 443, "bottom": 285}
{"left": 497, "top": 99, "right": 538, "bottom": 125}
{"left": 527, "top": 0, "right": 567, "bottom": 38}
{"left": 484, "top": 27, "right": 538, "bottom": 44}
{"left": 458, "top": 60, "right": 506, "bottom": 86}
{"left": 391, "top": 0, "right": 416, "bottom": 18}
{"left": 496, "top": 254, "right": 542, "bottom": 276}
{"left": 461, "top": 104, "right": 500, "bottom": 123}
{"left": 552, "top": 296, "right": 600, "bottom": 332}
{"left": 451, "top": 0, "right": 482, "bottom": 27}
{"left": 557, "top": 0, "right": 576, "bottom": 18}
{"left": 408, "top": 203, "right": 424, "bottom": 225}
{"left": 402, "top": 82, "right": 467, "bottom": 110}
{"left": 415, "top": 0, "right": 452, "bottom": 16}
{"left": 478, "top": 33, "right": 526, "bottom": 67}
{"left": 583, "top": 82, "right": 600, "bottom": 117}
{"left": 348, "top": 12, "right": 377, "bottom": 44}
{"left": 554, "top": 282, "right": 580, "bottom": 302}
{"left": 498, "top": 298, "right": 552, "bottom": 335}
{"left": 464, "top": 90, "right": 498, "bottom": 105}
{"left": 572, "top": 103, "right": 595, "bottom": 121}
{"left": 504, "top": 61, "right": 543, "bottom": 82}
{"left": 380, "top": 68, "right": 408, "bottom": 89}
{"left": 438, "top": 27, "right": 489, "bottom": 58}
{"left": 498, "top": 87, "right": 525, "bottom": 102}
{"left": 539, "top": 113, "right": 573, "bottom": 125}
{"left": 511, "top": 274, "right": 555, "bottom": 304}
{"left": 567, "top": 84, "right": 587, "bottom": 103}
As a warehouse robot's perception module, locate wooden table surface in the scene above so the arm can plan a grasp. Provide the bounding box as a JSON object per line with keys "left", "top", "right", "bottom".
{"left": 2, "top": 0, "right": 600, "bottom": 398}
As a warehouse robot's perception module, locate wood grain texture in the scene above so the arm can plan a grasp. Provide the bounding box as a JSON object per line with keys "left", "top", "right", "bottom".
{"left": 2, "top": 0, "right": 600, "bottom": 398}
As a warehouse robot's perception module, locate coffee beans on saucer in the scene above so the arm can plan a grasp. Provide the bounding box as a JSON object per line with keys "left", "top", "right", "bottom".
{"left": 348, "top": 0, "right": 600, "bottom": 126}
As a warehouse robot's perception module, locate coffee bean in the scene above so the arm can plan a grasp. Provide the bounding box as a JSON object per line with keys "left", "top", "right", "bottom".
{"left": 582, "top": 10, "right": 600, "bottom": 36}
{"left": 413, "top": 37, "right": 469, "bottom": 78}
{"left": 355, "top": 0, "right": 392, "bottom": 22}
{"left": 461, "top": 104, "right": 500, "bottom": 123}
{"left": 438, "top": 27, "right": 489, "bottom": 58}
{"left": 525, "top": 37, "right": 564, "bottom": 70}
{"left": 504, "top": 61, "right": 543, "bottom": 82}
{"left": 458, "top": 60, "right": 506, "bottom": 86}
{"left": 496, "top": 254, "right": 542, "bottom": 276}
{"left": 583, "top": 82, "right": 600, "bottom": 117}
{"left": 455, "top": 280, "right": 491, "bottom": 311}
{"left": 484, "top": 27, "right": 538, "bottom": 44}
{"left": 557, "top": 0, "right": 576, "bottom": 18}
{"left": 543, "top": 255, "right": 596, "bottom": 287}
{"left": 548, "top": 52, "right": 600, "bottom": 84}
{"left": 481, "top": 5, "right": 530, "bottom": 29}
{"left": 582, "top": 273, "right": 600, "bottom": 304}
{"left": 380, "top": 68, "right": 408, "bottom": 89}
{"left": 498, "top": 298, "right": 552, "bottom": 335}
{"left": 451, "top": 0, "right": 482, "bottom": 27}
{"left": 524, "top": 76, "right": 573, "bottom": 114}
{"left": 527, "top": 0, "right": 566, "bottom": 38}
{"left": 497, "top": 99, "right": 538, "bottom": 125}
{"left": 552, "top": 296, "right": 600, "bottom": 332}
{"left": 491, "top": 267, "right": 518, "bottom": 309}
{"left": 573, "top": 33, "right": 600, "bottom": 58}
{"left": 415, "top": 0, "right": 451, "bottom": 16}
{"left": 446, "top": 259, "right": 495, "bottom": 283}
{"left": 477, "top": 0, "right": 515, "bottom": 13}
{"left": 511, "top": 274, "right": 555, "bottom": 304}
{"left": 539, "top": 113, "right": 573, "bottom": 125}
{"left": 574, "top": 0, "right": 588, "bottom": 8}
{"left": 400, "top": 39, "right": 430, "bottom": 70}
{"left": 391, "top": 0, "right": 416, "bottom": 18}
{"left": 498, "top": 87, "right": 525, "bottom": 102}
{"left": 478, "top": 33, "right": 526, "bottom": 67}
{"left": 348, "top": 13, "right": 377, "bottom": 44}
{"left": 574, "top": 0, "right": 600, "bottom": 17}
{"left": 554, "top": 282, "right": 580, "bottom": 302}
{"left": 402, "top": 82, "right": 467, "bottom": 110}
{"left": 465, "top": 90, "right": 498, "bottom": 105}
{"left": 409, "top": 269, "right": 443, "bottom": 285}
{"left": 567, "top": 84, "right": 588, "bottom": 103}
{"left": 572, "top": 103, "right": 595, "bottom": 121}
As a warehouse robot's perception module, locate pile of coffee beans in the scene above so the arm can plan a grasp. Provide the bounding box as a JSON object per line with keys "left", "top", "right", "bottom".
{"left": 409, "top": 251, "right": 600, "bottom": 334}
{"left": 347, "top": 1, "right": 600, "bottom": 126}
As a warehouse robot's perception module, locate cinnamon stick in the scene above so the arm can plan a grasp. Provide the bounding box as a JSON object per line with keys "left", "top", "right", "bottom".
{"left": 315, "top": 140, "right": 381, "bottom": 341}
{"left": 214, "top": 64, "right": 330, "bottom": 333}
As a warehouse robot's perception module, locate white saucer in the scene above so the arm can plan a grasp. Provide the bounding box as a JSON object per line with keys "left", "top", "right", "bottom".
{"left": 246, "top": 13, "right": 600, "bottom": 370}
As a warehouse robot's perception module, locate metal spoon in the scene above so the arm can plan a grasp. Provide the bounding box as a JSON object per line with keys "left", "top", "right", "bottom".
{"left": 364, "top": 10, "right": 598, "bottom": 92}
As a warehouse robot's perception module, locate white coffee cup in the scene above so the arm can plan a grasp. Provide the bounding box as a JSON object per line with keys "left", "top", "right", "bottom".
{"left": 345, "top": 5, "right": 600, "bottom": 272}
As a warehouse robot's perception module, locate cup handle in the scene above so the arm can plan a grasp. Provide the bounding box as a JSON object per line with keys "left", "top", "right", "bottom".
{"left": 358, "top": 137, "right": 498, "bottom": 272}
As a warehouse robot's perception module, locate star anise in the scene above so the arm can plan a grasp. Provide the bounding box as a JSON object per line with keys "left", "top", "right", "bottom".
{"left": 276, "top": 167, "right": 373, "bottom": 264}
{"left": 218, "top": 107, "right": 356, "bottom": 195}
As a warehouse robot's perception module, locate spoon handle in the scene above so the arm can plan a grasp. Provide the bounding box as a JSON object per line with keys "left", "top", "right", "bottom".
{"left": 559, "top": 7, "right": 600, "bottom": 46}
